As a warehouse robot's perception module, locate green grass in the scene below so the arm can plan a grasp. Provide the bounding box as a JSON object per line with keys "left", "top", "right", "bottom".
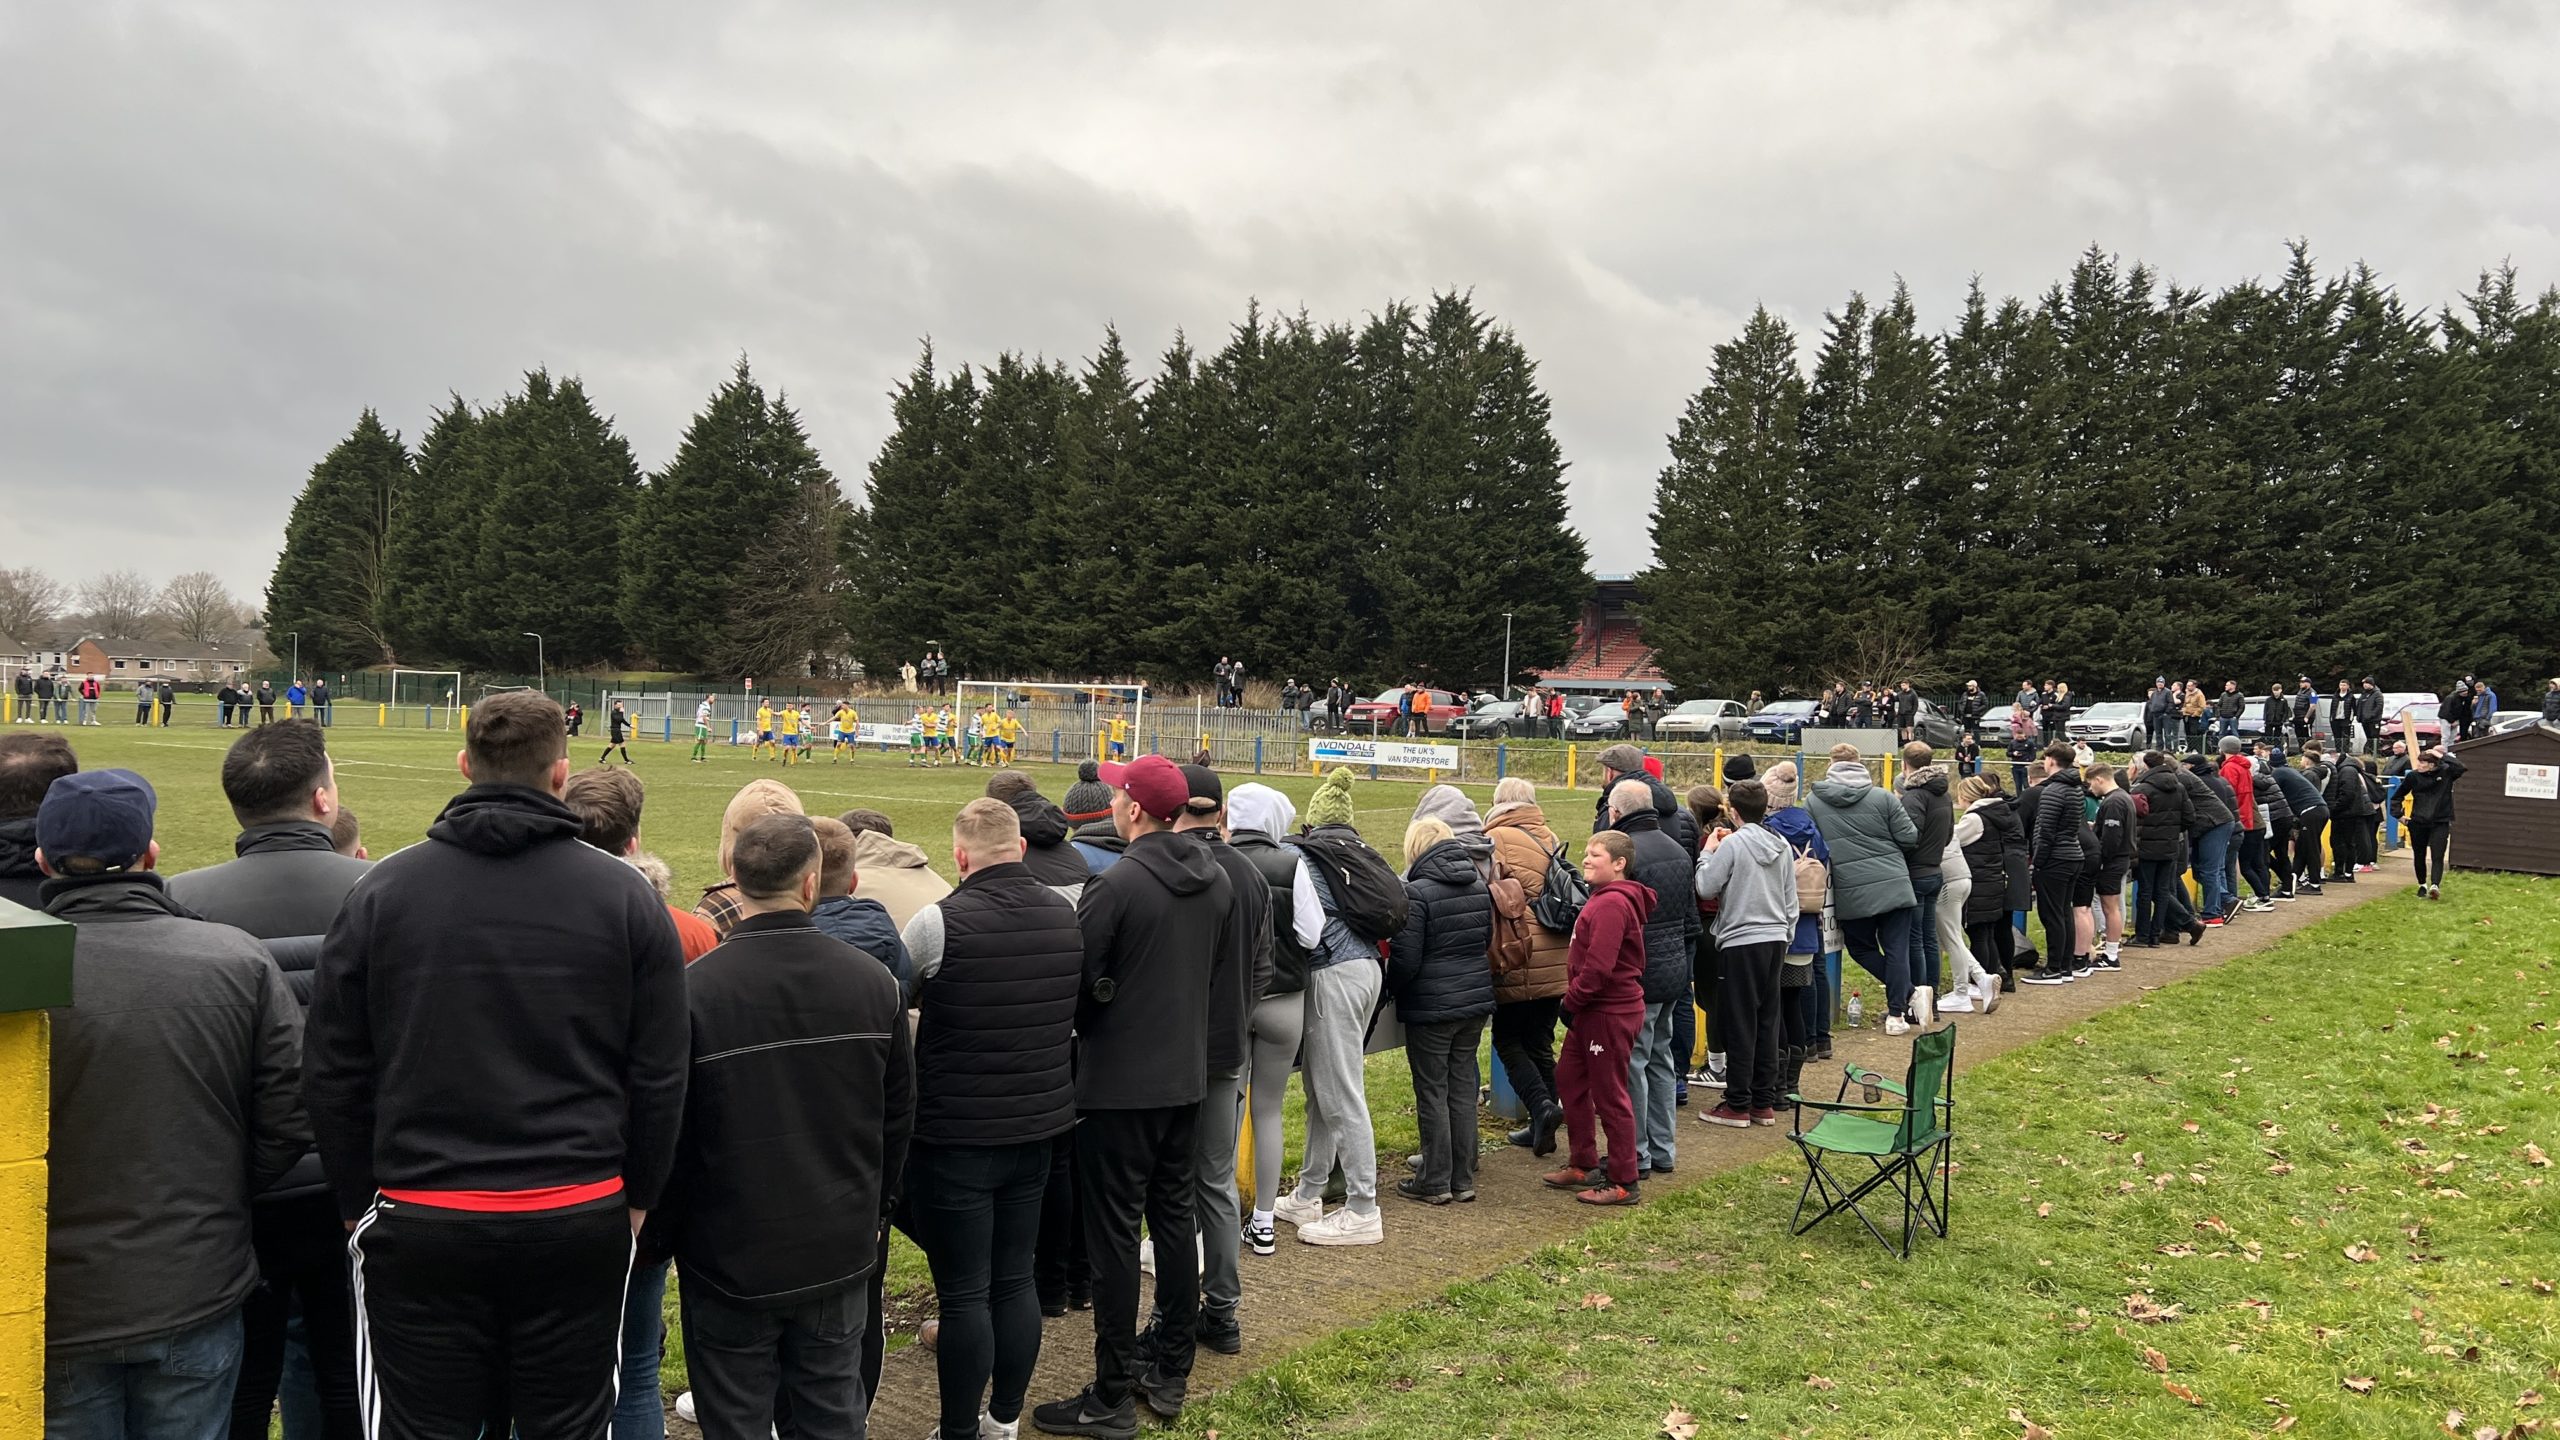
{"left": 1183, "top": 872, "right": 2560, "bottom": 1438}
{"left": 44, "top": 714, "right": 1597, "bottom": 1397}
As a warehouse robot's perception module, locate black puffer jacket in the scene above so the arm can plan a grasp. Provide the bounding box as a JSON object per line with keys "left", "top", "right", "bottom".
{"left": 0, "top": 815, "right": 45, "bottom": 910}
{"left": 1899, "top": 768, "right": 1954, "bottom": 880}
{"left": 1596, "top": 773, "right": 1704, "bottom": 858}
{"left": 1959, "top": 797, "right": 2029, "bottom": 923}
{"left": 2254, "top": 765, "right": 2288, "bottom": 826}
{"left": 2131, "top": 765, "right": 2192, "bottom": 861}
{"left": 1617, "top": 812, "right": 1701, "bottom": 1004}
{"left": 1384, "top": 841, "right": 1495, "bottom": 1025}
{"left": 913, "top": 862, "right": 1080, "bottom": 1147}
{"left": 2026, "top": 770, "right": 2088, "bottom": 867}
{"left": 2178, "top": 761, "right": 2236, "bottom": 831}
{"left": 2325, "top": 756, "right": 2377, "bottom": 818}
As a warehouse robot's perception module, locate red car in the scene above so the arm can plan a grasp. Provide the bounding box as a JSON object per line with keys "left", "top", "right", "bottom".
{"left": 1342, "top": 687, "right": 1467, "bottom": 733}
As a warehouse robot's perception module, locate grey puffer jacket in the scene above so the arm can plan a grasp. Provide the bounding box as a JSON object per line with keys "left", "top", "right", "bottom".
{"left": 1616, "top": 812, "right": 1701, "bottom": 1004}
{"left": 1385, "top": 841, "right": 1496, "bottom": 1025}
{"left": 1806, "top": 764, "right": 1919, "bottom": 919}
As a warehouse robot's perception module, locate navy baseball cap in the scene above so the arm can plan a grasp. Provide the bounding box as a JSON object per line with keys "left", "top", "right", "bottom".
{"left": 37, "top": 769, "right": 157, "bottom": 872}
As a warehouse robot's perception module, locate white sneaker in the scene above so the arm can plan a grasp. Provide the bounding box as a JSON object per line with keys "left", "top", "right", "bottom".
{"left": 1976, "top": 977, "right": 2001, "bottom": 1014}
{"left": 1911, "top": 987, "right": 1936, "bottom": 1025}
{"left": 979, "top": 1413, "right": 1019, "bottom": 1440}
{"left": 1883, "top": 1016, "right": 1911, "bottom": 1037}
{"left": 1298, "top": 1207, "right": 1384, "bottom": 1246}
{"left": 1273, "top": 1193, "right": 1325, "bottom": 1229}
{"left": 675, "top": 1393, "right": 697, "bottom": 1423}
{"left": 1934, "top": 991, "right": 1974, "bottom": 1013}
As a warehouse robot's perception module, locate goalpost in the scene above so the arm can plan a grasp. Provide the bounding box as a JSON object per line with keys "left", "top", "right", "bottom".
{"left": 951, "top": 680, "right": 1146, "bottom": 767}
{"left": 386, "top": 669, "right": 465, "bottom": 729}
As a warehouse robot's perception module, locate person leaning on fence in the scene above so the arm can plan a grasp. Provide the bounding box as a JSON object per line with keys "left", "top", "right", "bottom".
{"left": 1543, "top": 830, "right": 1651, "bottom": 1207}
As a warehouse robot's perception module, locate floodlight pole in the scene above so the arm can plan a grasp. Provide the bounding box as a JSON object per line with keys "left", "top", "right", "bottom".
{"left": 1503, "top": 612, "right": 1514, "bottom": 701}
{"left": 523, "top": 632, "right": 545, "bottom": 695}
{"left": 287, "top": 632, "right": 299, "bottom": 682}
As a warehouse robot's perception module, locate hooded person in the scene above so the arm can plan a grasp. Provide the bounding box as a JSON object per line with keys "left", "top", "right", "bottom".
{"left": 836, "top": 809, "right": 955, "bottom": 932}
{"left": 1805, "top": 745, "right": 1923, "bottom": 1031}
{"left": 1065, "top": 761, "right": 1126, "bottom": 874}
{"left": 1385, "top": 816, "right": 1495, "bottom": 1205}
{"left": 1272, "top": 767, "right": 1391, "bottom": 1249}
{"left": 1224, "top": 783, "right": 1322, "bottom": 1258}
{"left": 1758, "top": 762, "right": 1835, "bottom": 1066}
{"left": 0, "top": 730, "right": 78, "bottom": 908}
{"left": 695, "top": 778, "right": 805, "bottom": 935}
{"left": 1607, "top": 778, "right": 1699, "bottom": 1179}
{"left": 1036, "top": 754, "right": 1235, "bottom": 1433}
{"left": 1483, "top": 777, "right": 1573, "bottom": 1155}
{"left": 1542, "top": 830, "right": 1654, "bottom": 1206}
{"left": 1592, "top": 744, "right": 1701, "bottom": 856}
{"left": 1410, "top": 783, "right": 1495, "bottom": 883}
{"left": 986, "top": 770, "right": 1094, "bottom": 899}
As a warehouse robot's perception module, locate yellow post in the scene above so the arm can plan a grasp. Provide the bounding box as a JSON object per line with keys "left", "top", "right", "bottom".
{"left": 1567, "top": 743, "right": 1578, "bottom": 790}
{"left": 460, "top": 704, "right": 469, "bottom": 731}
{"left": 377, "top": 703, "right": 387, "bottom": 728}
{"left": 0, "top": 695, "right": 10, "bottom": 724}
{"left": 1426, "top": 769, "right": 1437, "bottom": 786}
{"left": 1713, "top": 745, "right": 1724, "bottom": 780}
{"left": 0, "top": 1009, "right": 44, "bottom": 1440}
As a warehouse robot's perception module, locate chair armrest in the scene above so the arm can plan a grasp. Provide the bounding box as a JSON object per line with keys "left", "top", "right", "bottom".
{"left": 1791, "top": 1095, "right": 1910, "bottom": 1115}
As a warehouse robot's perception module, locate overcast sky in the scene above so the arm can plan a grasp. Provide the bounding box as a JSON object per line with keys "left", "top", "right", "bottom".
{"left": 4, "top": 1, "right": 2555, "bottom": 607}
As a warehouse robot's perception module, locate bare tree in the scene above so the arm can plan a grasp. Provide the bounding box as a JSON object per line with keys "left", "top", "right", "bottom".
{"left": 0, "top": 567, "right": 69, "bottom": 641}
{"left": 78, "top": 569, "right": 161, "bottom": 638}
{"left": 159, "top": 571, "right": 241, "bottom": 646}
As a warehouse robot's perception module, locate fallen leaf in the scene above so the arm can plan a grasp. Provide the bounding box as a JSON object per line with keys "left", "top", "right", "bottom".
{"left": 1659, "top": 1408, "right": 1699, "bottom": 1440}
{"left": 1580, "top": 1292, "right": 1615, "bottom": 1311}
{"left": 2527, "top": 1143, "right": 2551, "bottom": 1168}
{"left": 2345, "top": 1243, "right": 2381, "bottom": 1263}
{"left": 2275, "top": 1417, "right": 2297, "bottom": 1432}
{"left": 2199, "top": 1216, "right": 2236, "bottom": 1237}
{"left": 2344, "top": 1375, "right": 2376, "bottom": 1394}
{"left": 2164, "top": 1380, "right": 2203, "bottom": 1405}
{"left": 1806, "top": 1375, "right": 1836, "bottom": 1391}
{"left": 1390, "top": 1377, "right": 1414, "bottom": 1391}
{"left": 2238, "top": 1299, "right": 2274, "bottom": 1318}
{"left": 2522, "top": 1389, "right": 2545, "bottom": 1407}
{"left": 2007, "top": 1408, "right": 2055, "bottom": 1440}
{"left": 2444, "top": 1408, "right": 2466, "bottom": 1432}
{"left": 2037, "top": 1202, "right": 2053, "bottom": 1218}
{"left": 2124, "top": 1293, "right": 2183, "bottom": 1323}
{"left": 2182, "top": 1121, "right": 2202, "bottom": 1133}
{"left": 2143, "top": 1346, "right": 2169, "bottom": 1372}
{"left": 2158, "top": 1243, "right": 2199, "bottom": 1257}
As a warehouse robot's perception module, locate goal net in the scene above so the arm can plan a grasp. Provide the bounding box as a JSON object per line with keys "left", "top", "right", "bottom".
{"left": 388, "top": 669, "right": 465, "bottom": 729}
{"left": 950, "top": 680, "right": 1147, "bottom": 766}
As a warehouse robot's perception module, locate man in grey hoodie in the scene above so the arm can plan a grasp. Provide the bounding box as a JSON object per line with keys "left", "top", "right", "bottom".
{"left": 1691, "top": 780, "right": 1798, "bottom": 1128}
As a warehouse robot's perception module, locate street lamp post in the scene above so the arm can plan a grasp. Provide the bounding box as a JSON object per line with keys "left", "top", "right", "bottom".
{"left": 287, "top": 632, "right": 299, "bottom": 683}
{"left": 1502, "top": 612, "right": 1514, "bottom": 701}
{"left": 523, "top": 633, "right": 545, "bottom": 696}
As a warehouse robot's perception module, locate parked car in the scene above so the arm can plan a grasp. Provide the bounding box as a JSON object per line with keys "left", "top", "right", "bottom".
{"left": 2379, "top": 696, "right": 2442, "bottom": 748}
{"left": 2065, "top": 701, "right": 2146, "bottom": 751}
{"left": 1653, "top": 698, "right": 1750, "bottom": 742}
{"left": 1909, "top": 698, "right": 1965, "bottom": 749}
{"left": 1448, "top": 699, "right": 1527, "bottom": 739}
{"left": 1564, "top": 702, "right": 1630, "bottom": 740}
{"left": 1342, "top": 687, "right": 1467, "bottom": 732}
{"left": 1975, "top": 703, "right": 2017, "bottom": 742}
{"left": 2485, "top": 709, "right": 2541, "bottom": 735}
{"left": 1746, "top": 699, "right": 1821, "bottom": 745}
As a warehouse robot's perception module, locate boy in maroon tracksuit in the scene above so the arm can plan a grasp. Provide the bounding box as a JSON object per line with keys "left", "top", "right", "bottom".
{"left": 1544, "top": 830, "right": 1654, "bottom": 1206}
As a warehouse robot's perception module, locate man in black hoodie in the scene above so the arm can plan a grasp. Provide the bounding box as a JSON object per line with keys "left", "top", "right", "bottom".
{"left": 307, "top": 691, "right": 688, "bottom": 1440}
{"left": 165, "top": 719, "right": 373, "bottom": 1440}
{"left": 2019, "top": 745, "right": 2090, "bottom": 984}
{"left": 0, "top": 730, "right": 78, "bottom": 908}
{"left": 659, "top": 813, "right": 914, "bottom": 1440}
{"left": 1034, "top": 754, "right": 1233, "bottom": 1439}
{"left": 989, "top": 770, "right": 1098, "bottom": 901}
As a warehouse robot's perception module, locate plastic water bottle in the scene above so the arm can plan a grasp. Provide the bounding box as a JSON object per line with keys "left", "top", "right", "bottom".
{"left": 1845, "top": 989, "right": 1864, "bottom": 1029}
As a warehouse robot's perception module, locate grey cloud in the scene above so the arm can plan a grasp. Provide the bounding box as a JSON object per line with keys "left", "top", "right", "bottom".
{"left": 3, "top": 0, "right": 2556, "bottom": 598}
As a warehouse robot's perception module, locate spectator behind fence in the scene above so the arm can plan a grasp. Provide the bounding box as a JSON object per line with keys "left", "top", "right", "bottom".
{"left": 40, "top": 768, "right": 309, "bottom": 1440}
{"left": 306, "top": 691, "right": 688, "bottom": 1440}
{"left": 1544, "top": 830, "right": 1651, "bottom": 1207}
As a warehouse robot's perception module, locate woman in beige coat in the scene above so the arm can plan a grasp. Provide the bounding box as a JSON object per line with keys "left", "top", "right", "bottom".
{"left": 1483, "top": 776, "right": 1575, "bottom": 1155}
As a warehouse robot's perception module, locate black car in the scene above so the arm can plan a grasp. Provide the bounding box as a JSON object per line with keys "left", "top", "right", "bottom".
{"left": 1746, "top": 700, "right": 1821, "bottom": 745}
{"left": 1448, "top": 699, "right": 1527, "bottom": 738}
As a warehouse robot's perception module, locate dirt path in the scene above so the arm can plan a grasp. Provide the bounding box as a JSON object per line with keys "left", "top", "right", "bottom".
{"left": 851, "top": 871, "right": 2415, "bottom": 1435}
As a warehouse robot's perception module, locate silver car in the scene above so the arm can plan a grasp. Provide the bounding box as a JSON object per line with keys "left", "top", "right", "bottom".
{"left": 1652, "top": 698, "right": 1750, "bottom": 742}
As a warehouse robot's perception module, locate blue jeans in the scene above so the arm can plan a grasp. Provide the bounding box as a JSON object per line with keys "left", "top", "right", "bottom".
{"left": 1905, "top": 873, "right": 1945, "bottom": 992}
{"left": 903, "top": 1141, "right": 1050, "bottom": 1439}
{"left": 2193, "top": 823, "right": 2235, "bottom": 917}
{"left": 1625, "top": 1002, "right": 1679, "bottom": 1170}
{"left": 47, "top": 1310, "right": 244, "bottom": 1440}
{"left": 614, "top": 1259, "right": 670, "bottom": 1440}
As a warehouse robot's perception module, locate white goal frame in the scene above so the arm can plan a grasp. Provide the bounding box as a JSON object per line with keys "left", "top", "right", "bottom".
{"left": 952, "top": 680, "right": 1146, "bottom": 762}
{"left": 389, "top": 669, "right": 465, "bottom": 729}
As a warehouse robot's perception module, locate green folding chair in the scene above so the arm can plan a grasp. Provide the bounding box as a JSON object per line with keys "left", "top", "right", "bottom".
{"left": 1788, "top": 1021, "right": 1956, "bottom": 1259}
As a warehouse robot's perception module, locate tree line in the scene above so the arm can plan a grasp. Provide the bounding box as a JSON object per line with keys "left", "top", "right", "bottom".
{"left": 265, "top": 293, "right": 1593, "bottom": 687}
{"left": 1, "top": 566, "right": 248, "bottom": 650}
{"left": 1641, "top": 243, "right": 2560, "bottom": 700}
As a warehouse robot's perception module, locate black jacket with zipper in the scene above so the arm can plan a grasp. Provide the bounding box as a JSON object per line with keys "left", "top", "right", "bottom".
{"left": 2131, "top": 765, "right": 2193, "bottom": 861}
{"left": 1899, "top": 768, "right": 1954, "bottom": 880}
{"left": 2026, "top": 769, "right": 2088, "bottom": 867}
{"left": 1230, "top": 831, "right": 1310, "bottom": 997}
{"left": 305, "top": 784, "right": 690, "bottom": 1220}
{"left": 1385, "top": 841, "right": 1497, "bottom": 1025}
{"left": 2392, "top": 754, "right": 2466, "bottom": 826}
{"left": 658, "top": 909, "right": 913, "bottom": 1310}
{"left": 1073, "top": 828, "right": 1232, "bottom": 1109}
{"left": 1188, "top": 828, "right": 1273, "bottom": 1076}
{"left": 1616, "top": 811, "right": 1701, "bottom": 1005}
{"left": 1959, "top": 797, "right": 2030, "bottom": 922}
{"left": 1005, "top": 791, "right": 1095, "bottom": 895}
{"left": 2093, "top": 788, "right": 2136, "bottom": 868}
{"left": 2176, "top": 762, "right": 2235, "bottom": 831}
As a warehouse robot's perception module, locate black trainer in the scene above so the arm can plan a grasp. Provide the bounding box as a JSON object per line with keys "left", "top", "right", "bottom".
{"left": 1395, "top": 1177, "right": 1452, "bottom": 1205}
{"left": 1031, "top": 1385, "right": 1137, "bottom": 1440}
{"left": 1134, "top": 1364, "right": 1188, "bottom": 1421}
{"left": 1196, "top": 1309, "right": 1243, "bottom": 1356}
{"left": 1531, "top": 1100, "right": 1563, "bottom": 1157}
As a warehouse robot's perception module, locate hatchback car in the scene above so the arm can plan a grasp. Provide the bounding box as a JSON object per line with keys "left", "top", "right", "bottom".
{"left": 1746, "top": 699, "right": 1821, "bottom": 744}
{"left": 1652, "top": 698, "right": 1750, "bottom": 742}
{"left": 1564, "top": 702, "right": 1630, "bottom": 739}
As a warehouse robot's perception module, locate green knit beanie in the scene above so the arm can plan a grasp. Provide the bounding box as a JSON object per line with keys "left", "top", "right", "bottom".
{"left": 1305, "top": 766, "right": 1357, "bottom": 829}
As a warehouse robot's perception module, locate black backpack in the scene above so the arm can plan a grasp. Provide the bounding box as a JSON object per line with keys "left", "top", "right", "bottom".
{"left": 1287, "top": 831, "right": 1411, "bottom": 944}
{"left": 1529, "top": 838, "right": 1589, "bottom": 933}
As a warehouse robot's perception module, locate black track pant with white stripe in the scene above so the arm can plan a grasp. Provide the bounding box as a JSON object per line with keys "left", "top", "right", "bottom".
{"left": 349, "top": 1196, "right": 633, "bottom": 1440}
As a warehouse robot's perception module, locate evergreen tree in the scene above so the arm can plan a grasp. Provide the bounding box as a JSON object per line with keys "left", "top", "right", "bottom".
{"left": 717, "top": 391, "right": 854, "bottom": 679}
{"left": 624, "top": 358, "right": 800, "bottom": 672}
{"left": 383, "top": 395, "right": 481, "bottom": 664}
{"left": 267, "top": 409, "right": 407, "bottom": 671}
{"left": 848, "top": 346, "right": 978, "bottom": 673}
{"left": 463, "top": 371, "right": 638, "bottom": 667}
{"left": 1639, "top": 306, "right": 1810, "bottom": 692}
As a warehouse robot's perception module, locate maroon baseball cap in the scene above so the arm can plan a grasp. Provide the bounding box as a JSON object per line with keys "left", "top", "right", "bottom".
{"left": 1098, "top": 755, "right": 1188, "bottom": 823}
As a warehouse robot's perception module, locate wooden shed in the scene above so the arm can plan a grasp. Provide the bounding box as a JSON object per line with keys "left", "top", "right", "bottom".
{"left": 2449, "top": 721, "right": 2560, "bottom": 876}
